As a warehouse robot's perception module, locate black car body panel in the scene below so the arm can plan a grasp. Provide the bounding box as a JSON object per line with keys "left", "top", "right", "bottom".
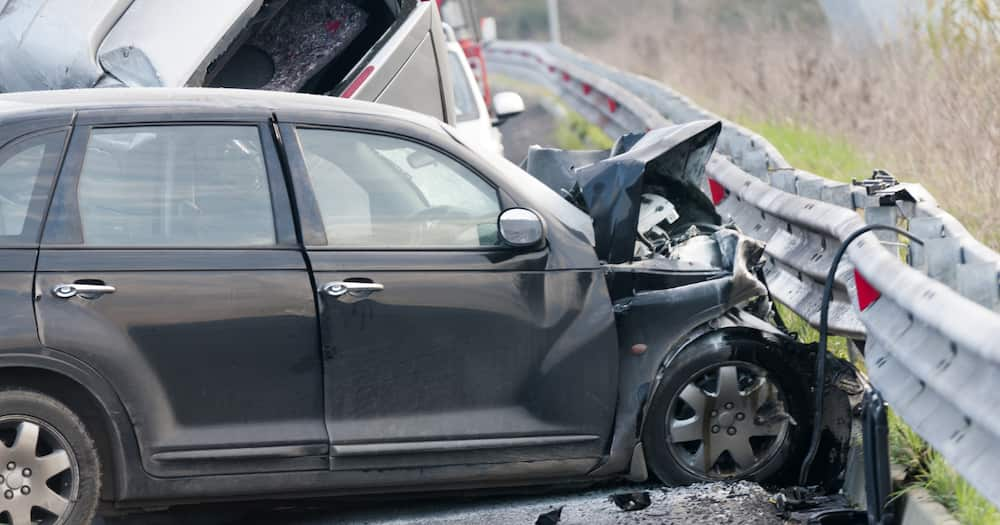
{"left": 0, "top": 89, "right": 850, "bottom": 509}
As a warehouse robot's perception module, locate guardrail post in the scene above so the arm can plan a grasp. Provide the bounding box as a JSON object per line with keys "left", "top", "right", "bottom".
{"left": 956, "top": 263, "right": 1000, "bottom": 312}
{"left": 863, "top": 206, "right": 899, "bottom": 244}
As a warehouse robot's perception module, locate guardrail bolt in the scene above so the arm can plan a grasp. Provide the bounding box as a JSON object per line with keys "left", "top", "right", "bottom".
{"left": 5, "top": 462, "right": 13, "bottom": 470}
{"left": 3, "top": 490, "right": 12, "bottom": 500}
{"left": 20, "top": 486, "right": 29, "bottom": 496}
{"left": 727, "top": 427, "right": 737, "bottom": 436}
{"left": 711, "top": 425, "right": 721, "bottom": 434}
{"left": 724, "top": 402, "right": 734, "bottom": 410}
{"left": 22, "top": 468, "right": 30, "bottom": 478}
{"left": 736, "top": 413, "right": 745, "bottom": 421}
{"left": 710, "top": 410, "right": 718, "bottom": 417}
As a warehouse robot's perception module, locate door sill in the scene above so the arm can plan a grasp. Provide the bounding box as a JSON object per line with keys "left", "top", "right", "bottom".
{"left": 152, "top": 443, "right": 329, "bottom": 462}
{"left": 332, "top": 434, "right": 599, "bottom": 457}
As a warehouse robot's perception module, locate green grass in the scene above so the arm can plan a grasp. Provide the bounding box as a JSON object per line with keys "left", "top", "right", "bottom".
{"left": 553, "top": 111, "right": 614, "bottom": 150}
{"left": 890, "top": 408, "right": 1000, "bottom": 524}
{"left": 774, "top": 303, "right": 850, "bottom": 361}
{"left": 745, "top": 119, "right": 999, "bottom": 523}
{"left": 738, "top": 119, "right": 871, "bottom": 183}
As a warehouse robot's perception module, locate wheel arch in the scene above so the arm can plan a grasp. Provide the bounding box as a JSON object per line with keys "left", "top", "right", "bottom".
{"left": 0, "top": 352, "right": 140, "bottom": 502}
{"left": 644, "top": 316, "right": 799, "bottom": 436}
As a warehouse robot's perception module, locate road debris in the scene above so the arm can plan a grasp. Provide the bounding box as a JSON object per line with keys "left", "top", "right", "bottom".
{"left": 535, "top": 507, "right": 563, "bottom": 525}
{"left": 609, "top": 492, "right": 652, "bottom": 512}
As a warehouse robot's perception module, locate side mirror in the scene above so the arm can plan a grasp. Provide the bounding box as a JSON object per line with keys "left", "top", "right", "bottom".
{"left": 498, "top": 208, "right": 544, "bottom": 248}
{"left": 481, "top": 17, "right": 498, "bottom": 42}
{"left": 492, "top": 91, "right": 525, "bottom": 126}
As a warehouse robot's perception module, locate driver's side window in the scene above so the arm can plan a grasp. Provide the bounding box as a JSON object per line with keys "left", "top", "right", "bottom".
{"left": 296, "top": 128, "right": 501, "bottom": 248}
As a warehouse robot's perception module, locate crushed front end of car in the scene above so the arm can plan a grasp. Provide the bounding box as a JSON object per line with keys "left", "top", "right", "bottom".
{"left": 520, "top": 120, "right": 862, "bottom": 493}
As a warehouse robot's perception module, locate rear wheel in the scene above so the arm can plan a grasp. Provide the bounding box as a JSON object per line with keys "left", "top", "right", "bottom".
{"left": 0, "top": 389, "right": 100, "bottom": 525}
{"left": 642, "top": 335, "right": 807, "bottom": 485}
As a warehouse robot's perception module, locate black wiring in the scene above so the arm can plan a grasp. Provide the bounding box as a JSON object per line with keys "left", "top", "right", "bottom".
{"left": 797, "top": 224, "right": 923, "bottom": 486}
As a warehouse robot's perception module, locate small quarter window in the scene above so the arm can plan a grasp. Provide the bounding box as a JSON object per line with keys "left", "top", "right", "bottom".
{"left": 0, "top": 131, "right": 65, "bottom": 244}
{"left": 64, "top": 126, "right": 276, "bottom": 247}
{"left": 297, "top": 129, "right": 501, "bottom": 248}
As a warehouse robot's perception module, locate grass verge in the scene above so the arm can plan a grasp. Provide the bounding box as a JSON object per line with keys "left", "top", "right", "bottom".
{"left": 751, "top": 119, "right": 998, "bottom": 524}
{"left": 737, "top": 119, "right": 870, "bottom": 183}
{"left": 553, "top": 111, "right": 614, "bottom": 150}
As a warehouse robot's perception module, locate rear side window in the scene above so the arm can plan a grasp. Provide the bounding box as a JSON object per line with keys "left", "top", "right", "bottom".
{"left": 0, "top": 131, "right": 65, "bottom": 245}
{"left": 46, "top": 126, "right": 276, "bottom": 247}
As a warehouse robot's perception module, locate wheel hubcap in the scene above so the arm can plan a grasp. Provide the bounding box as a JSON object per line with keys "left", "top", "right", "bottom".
{"left": 666, "top": 362, "right": 790, "bottom": 480}
{"left": 0, "top": 418, "right": 76, "bottom": 525}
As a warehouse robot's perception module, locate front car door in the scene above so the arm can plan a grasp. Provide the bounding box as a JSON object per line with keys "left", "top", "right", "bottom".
{"left": 34, "top": 112, "right": 327, "bottom": 477}
{"left": 278, "top": 115, "right": 620, "bottom": 477}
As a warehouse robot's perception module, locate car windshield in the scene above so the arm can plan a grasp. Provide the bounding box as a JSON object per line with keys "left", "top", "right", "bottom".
{"left": 447, "top": 50, "right": 481, "bottom": 122}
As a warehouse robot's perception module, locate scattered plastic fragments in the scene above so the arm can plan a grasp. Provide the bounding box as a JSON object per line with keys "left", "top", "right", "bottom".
{"left": 609, "top": 492, "right": 652, "bottom": 512}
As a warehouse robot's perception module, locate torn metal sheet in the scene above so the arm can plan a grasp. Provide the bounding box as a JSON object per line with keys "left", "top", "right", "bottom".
{"left": 0, "top": 0, "right": 374, "bottom": 91}
{"left": 98, "top": 0, "right": 264, "bottom": 87}
{"left": 521, "top": 120, "right": 722, "bottom": 265}
{"left": 0, "top": 0, "right": 133, "bottom": 92}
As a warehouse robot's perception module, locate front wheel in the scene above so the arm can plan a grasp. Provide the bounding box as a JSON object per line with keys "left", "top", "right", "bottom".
{"left": 0, "top": 389, "right": 101, "bottom": 525}
{"left": 642, "top": 335, "right": 807, "bottom": 485}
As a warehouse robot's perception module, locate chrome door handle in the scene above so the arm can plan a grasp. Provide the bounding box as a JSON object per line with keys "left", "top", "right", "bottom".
{"left": 52, "top": 283, "right": 116, "bottom": 299}
{"left": 320, "top": 281, "right": 384, "bottom": 298}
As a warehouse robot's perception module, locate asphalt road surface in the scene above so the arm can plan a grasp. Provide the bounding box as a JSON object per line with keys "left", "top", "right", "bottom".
{"left": 497, "top": 89, "right": 560, "bottom": 164}
{"left": 97, "top": 481, "right": 786, "bottom": 525}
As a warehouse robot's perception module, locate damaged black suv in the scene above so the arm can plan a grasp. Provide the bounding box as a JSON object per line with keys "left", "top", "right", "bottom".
{"left": 0, "top": 88, "right": 853, "bottom": 523}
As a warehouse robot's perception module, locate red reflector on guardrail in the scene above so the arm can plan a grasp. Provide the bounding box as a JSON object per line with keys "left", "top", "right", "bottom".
{"left": 582, "top": 83, "right": 592, "bottom": 95}
{"left": 854, "top": 270, "right": 881, "bottom": 311}
{"left": 562, "top": 72, "right": 570, "bottom": 82}
{"left": 607, "top": 98, "right": 617, "bottom": 112}
{"left": 708, "top": 178, "right": 726, "bottom": 205}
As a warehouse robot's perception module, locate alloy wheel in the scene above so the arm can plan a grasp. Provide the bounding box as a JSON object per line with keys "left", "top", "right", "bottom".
{"left": 0, "top": 417, "right": 77, "bottom": 525}
{"left": 665, "top": 362, "right": 791, "bottom": 480}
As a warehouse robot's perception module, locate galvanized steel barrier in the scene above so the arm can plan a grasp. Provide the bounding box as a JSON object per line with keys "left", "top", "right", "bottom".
{"left": 486, "top": 41, "right": 1000, "bottom": 505}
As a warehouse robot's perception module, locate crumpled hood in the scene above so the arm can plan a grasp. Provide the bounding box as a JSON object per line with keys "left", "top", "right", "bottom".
{"left": 521, "top": 120, "right": 723, "bottom": 264}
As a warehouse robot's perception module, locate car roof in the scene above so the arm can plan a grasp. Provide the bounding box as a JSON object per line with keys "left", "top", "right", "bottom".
{"left": 0, "top": 88, "right": 446, "bottom": 129}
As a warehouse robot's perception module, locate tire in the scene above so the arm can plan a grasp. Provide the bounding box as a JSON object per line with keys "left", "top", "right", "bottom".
{"left": 642, "top": 333, "right": 808, "bottom": 486}
{"left": 0, "top": 389, "right": 101, "bottom": 525}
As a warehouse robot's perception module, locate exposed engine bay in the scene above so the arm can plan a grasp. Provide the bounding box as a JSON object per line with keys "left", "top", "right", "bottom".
{"left": 520, "top": 120, "right": 767, "bottom": 307}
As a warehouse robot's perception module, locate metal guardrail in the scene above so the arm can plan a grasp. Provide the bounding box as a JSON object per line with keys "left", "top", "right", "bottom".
{"left": 486, "top": 41, "right": 1000, "bottom": 506}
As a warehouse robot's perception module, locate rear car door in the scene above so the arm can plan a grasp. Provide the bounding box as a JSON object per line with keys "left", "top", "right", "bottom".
{"left": 34, "top": 113, "right": 327, "bottom": 477}
{"left": 279, "top": 121, "right": 619, "bottom": 473}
